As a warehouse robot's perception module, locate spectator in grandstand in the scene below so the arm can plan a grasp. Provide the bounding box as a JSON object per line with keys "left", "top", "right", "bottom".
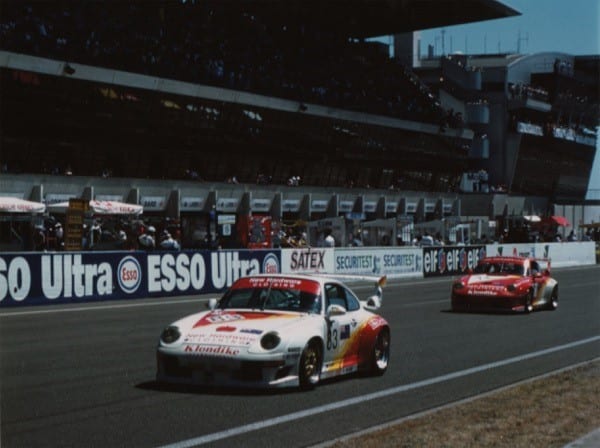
{"left": 88, "top": 221, "right": 102, "bottom": 249}
{"left": 567, "top": 230, "right": 577, "bottom": 242}
{"left": 159, "top": 231, "right": 181, "bottom": 251}
{"left": 32, "top": 224, "right": 45, "bottom": 251}
{"left": 115, "top": 229, "right": 128, "bottom": 249}
{"left": 203, "top": 233, "right": 220, "bottom": 250}
{"left": 138, "top": 226, "right": 156, "bottom": 251}
{"left": 348, "top": 233, "right": 364, "bottom": 247}
{"left": 54, "top": 222, "right": 64, "bottom": 250}
{"left": 0, "top": 2, "right": 447, "bottom": 125}
{"left": 256, "top": 173, "right": 271, "bottom": 185}
{"left": 420, "top": 232, "right": 434, "bottom": 246}
{"left": 323, "top": 228, "right": 335, "bottom": 247}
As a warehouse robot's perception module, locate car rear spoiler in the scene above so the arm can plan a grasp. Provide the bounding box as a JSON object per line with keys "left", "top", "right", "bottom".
{"left": 365, "top": 275, "right": 387, "bottom": 310}
{"left": 536, "top": 257, "right": 552, "bottom": 272}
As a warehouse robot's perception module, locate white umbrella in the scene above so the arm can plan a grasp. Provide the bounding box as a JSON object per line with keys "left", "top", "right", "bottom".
{"left": 47, "top": 200, "right": 143, "bottom": 215}
{"left": 0, "top": 196, "right": 46, "bottom": 213}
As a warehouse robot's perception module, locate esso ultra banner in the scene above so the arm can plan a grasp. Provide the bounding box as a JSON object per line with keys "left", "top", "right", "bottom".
{"left": 422, "top": 245, "right": 486, "bottom": 277}
{"left": 0, "top": 250, "right": 281, "bottom": 307}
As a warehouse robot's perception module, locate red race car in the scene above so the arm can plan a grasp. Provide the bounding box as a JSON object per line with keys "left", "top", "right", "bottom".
{"left": 451, "top": 256, "right": 558, "bottom": 313}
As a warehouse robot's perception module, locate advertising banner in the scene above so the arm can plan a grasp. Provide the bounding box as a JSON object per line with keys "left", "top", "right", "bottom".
{"left": 485, "top": 241, "right": 596, "bottom": 267}
{"left": 334, "top": 248, "right": 423, "bottom": 279}
{"left": 281, "top": 248, "right": 334, "bottom": 274}
{"left": 422, "top": 245, "right": 487, "bottom": 277}
{"left": 0, "top": 250, "right": 281, "bottom": 307}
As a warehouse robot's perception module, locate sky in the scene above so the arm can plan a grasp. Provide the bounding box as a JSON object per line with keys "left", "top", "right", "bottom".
{"left": 418, "top": 0, "right": 599, "bottom": 57}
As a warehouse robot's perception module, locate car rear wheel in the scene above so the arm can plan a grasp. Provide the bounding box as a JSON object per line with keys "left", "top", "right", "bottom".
{"left": 299, "top": 340, "right": 322, "bottom": 390}
{"left": 547, "top": 286, "right": 558, "bottom": 310}
{"left": 369, "top": 328, "right": 390, "bottom": 376}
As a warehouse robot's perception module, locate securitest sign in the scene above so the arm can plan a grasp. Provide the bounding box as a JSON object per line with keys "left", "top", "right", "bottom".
{"left": 0, "top": 250, "right": 281, "bottom": 307}
{"left": 334, "top": 248, "right": 422, "bottom": 279}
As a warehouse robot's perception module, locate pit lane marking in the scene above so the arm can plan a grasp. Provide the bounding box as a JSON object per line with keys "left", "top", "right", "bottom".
{"left": 158, "top": 335, "right": 600, "bottom": 448}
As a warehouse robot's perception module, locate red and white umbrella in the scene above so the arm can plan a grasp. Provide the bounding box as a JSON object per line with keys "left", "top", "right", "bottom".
{"left": 89, "top": 200, "right": 143, "bottom": 215}
{"left": 47, "top": 200, "right": 143, "bottom": 215}
{"left": 0, "top": 196, "right": 46, "bottom": 213}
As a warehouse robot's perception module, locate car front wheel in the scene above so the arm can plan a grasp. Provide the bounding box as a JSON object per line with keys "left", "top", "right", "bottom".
{"left": 299, "top": 340, "right": 322, "bottom": 390}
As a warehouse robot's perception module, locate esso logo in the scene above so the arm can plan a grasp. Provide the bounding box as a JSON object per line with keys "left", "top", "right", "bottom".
{"left": 262, "top": 253, "right": 280, "bottom": 274}
{"left": 118, "top": 256, "right": 142, "bottom": 294}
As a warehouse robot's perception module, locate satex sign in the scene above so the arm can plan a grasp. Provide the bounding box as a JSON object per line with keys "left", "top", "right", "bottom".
{"left": 0, "top": 251, "right": 281, "bottom": 307}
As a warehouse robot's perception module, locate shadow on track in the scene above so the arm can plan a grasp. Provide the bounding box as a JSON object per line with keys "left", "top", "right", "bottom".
{"left": 136, "top": 373, "right": 363, "bottom": 396}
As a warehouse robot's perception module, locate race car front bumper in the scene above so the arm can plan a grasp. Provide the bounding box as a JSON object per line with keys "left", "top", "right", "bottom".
{"left": 156, "top": 350, "right": 301, "bottom": 388}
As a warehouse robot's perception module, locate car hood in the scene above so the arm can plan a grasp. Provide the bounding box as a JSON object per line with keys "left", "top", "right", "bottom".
{"left": 463, "top": 274, "right": 526, "bottom": 292}
{"left": 175, "top": 310, "right": 309, "bottom": 347}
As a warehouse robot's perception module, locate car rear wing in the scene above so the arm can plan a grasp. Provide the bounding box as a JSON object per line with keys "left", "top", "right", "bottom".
{"left": 365, "top": 275, "right": 387, "bottom": 310}
{"left": 535, "top": 257, "right": 552, "bottom": 273}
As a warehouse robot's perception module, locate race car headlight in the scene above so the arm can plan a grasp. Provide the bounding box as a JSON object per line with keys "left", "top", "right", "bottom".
{"left": 160, "top": 325, "right": 181, "bottom": 344}
{"left": 506, "top": 284, "right": 516, "bottom": 292}
{"left": 260, "top": 332, "right": 281, "bottom": 350}
{"left": 453, "top": 282, "right": 465, "bottom": 290}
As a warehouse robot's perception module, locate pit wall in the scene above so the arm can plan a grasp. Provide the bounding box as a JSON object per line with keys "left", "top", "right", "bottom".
{"left": 0, "top": 242, "right": 595, "bottom": 307}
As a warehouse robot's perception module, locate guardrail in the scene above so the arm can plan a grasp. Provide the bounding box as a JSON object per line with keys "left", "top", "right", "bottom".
{"left": 0, "top": 242, "right": 595, "bottom": 307}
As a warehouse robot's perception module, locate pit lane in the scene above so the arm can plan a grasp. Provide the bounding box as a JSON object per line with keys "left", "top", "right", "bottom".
{"left": 1, "top": 266, "right": 599, "bottom": 447}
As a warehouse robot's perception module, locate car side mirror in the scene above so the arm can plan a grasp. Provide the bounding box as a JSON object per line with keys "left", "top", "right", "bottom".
{"left": 326, "top": 304, "right": 347, "bottom": 317}
{"left": 207, "top": 298, "right": 218, "bottom": 310}
{"left": 364, "top": 295, "right": 382, "bottom": 311}
{"left": 533, "top": 272, "right": 543, "bottom": 279}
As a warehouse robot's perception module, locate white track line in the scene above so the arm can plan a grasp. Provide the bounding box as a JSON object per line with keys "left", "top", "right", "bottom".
{"left": 312, "top": 357, "right": 600, "bottom": 448}
{"left": 157, "top": 335, "right": 600, "bottom": 448}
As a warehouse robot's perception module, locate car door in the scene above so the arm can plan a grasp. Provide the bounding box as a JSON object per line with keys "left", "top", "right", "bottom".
{"left": 322, "top": 283, "right": 362, "bottom": 376}
{"left": 530, "top": 260, "right": 549, "bottom": 304}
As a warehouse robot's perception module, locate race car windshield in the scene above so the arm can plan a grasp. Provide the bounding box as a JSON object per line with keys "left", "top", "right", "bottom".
{"left": 474, "top": 262, "right": 525, "bottom": 276}
{"left": 218, "top": 287, "right": 322, "bottom": 314}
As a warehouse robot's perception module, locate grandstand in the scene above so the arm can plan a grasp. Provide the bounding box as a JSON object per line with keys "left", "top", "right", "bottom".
{"left": 1, "top": 0, "right": 597, "bottom": 249}
{"left": 417, "top": 52, "right": 599, "bottom": 202}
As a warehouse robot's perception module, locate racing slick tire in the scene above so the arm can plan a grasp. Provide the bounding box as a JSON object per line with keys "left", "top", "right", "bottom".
{"left": 547, "top": 286, "right": 559, "bottom": 311}
{"left": 368, "top": 328, "right": 390, "bottom": 376}
{"left": 524, "top": 290, "right": 534, "bottom": 314}
{"left": 299, "top": 339, "right": 323, "bottom": 390}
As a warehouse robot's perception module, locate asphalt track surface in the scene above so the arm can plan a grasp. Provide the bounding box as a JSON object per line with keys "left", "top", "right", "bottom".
{"left": 1, "top": 266, "right": 599, "bottom": 448}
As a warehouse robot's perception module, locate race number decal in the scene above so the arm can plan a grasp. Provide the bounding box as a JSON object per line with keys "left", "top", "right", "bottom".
{"left": 327, "top": 327, "right": 338, "bottom": 351}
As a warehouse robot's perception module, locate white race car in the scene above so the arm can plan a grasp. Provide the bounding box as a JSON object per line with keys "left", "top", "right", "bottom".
{"left": 156, "top": 274, "right": 390, "bottom": 389}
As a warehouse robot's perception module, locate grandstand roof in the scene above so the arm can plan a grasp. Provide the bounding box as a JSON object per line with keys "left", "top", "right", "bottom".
{"left": 246, "top": 0, "right": 520, "bottom": 38}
